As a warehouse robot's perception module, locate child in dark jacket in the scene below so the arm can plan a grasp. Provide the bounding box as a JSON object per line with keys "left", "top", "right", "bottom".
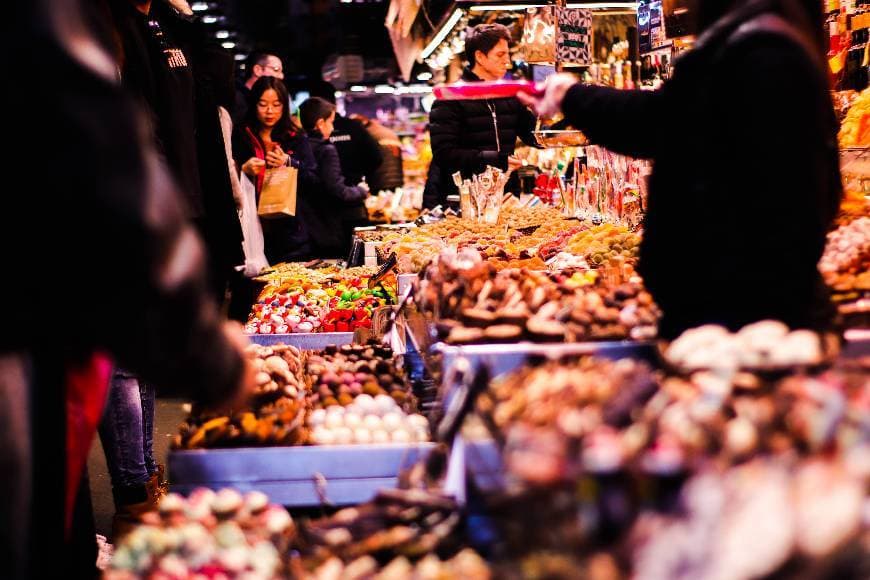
{"left": 299, "top": 97, "right": 369, "bottom": 257}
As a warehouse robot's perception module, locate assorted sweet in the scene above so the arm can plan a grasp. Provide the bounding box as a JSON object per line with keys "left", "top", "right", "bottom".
{"left": 838, "top": 87, "right": 870, "bottom": 147}
{"left": 664, "top": 320, "right": 831, "bottom": 371}
{"left": 106, "top": 488, "right": 294, "bottom": 579}
{"left": 246, "top": 267, "right": 397, "bottom": 334}
{"left": 173, "top": 342, "right": 427, "bottom": 449}
{"left": 297, "top": 489, "right": 462, "bottom": 565}
{"left": 420, "top": 259, "right": 658, "bottom": 345}
{"left": 820, "top": 216, "right": 870, "bottom": 294}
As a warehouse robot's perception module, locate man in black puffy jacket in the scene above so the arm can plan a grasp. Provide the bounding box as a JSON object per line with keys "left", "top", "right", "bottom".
{"left": 423, "top": 23, "right": 538, "bottom": 208}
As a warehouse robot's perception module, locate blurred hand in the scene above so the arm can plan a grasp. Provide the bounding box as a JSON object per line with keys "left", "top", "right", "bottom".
{"left": 518, "top": 73, "right": 578, "bottom": 119}
{"left": 266, "top": 146, "right": 288, "bottom": 168}
{"left": 208, "top": 321, "right": 257, "bottom": 415}
{"left": 358, "top": 181, "right": 370, "bottom": 195}
{"left": 242, "top": 157, "right": 265, "bottom": 178}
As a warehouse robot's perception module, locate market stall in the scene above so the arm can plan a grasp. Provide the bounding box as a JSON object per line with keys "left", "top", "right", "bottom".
{"left": 107, "top": 4, "right": 870, "bottom": 579}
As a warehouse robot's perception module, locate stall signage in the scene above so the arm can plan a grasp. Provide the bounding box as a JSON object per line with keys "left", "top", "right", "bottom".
{"left": 556, "top": 8, "right": 593, "bottom": 66}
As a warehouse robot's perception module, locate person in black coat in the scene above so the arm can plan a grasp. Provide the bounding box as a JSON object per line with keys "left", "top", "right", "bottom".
{"left": 299, "top": 97, "right": 370, "bottom": 258}
{"left": 521, "top": 0, "right": 841, "bottom": 339}
{"left": 423, "top": 23, "right": 538, "bottom": 208}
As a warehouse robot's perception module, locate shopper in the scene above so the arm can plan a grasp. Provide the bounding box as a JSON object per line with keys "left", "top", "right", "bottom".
{"left": 100, "top": 0, "right": 213, "bottom": 541}
{"left": 352, "top": 114, "right": 405, "bottom": 193}
{"left": 4, "top": 1, "right": 256, "bottom": 578}
{"left": 300, "top": 97, "right": 371, "bottom": 257}
{"left": 234, "top": 76, "right": 318, "bottom": 264}
{"left": 233, "top": 52, "right": 285, "bottom": 125}
{"left": 423, "top": 23, "right": 538, "bottom": 208}
{"left": 521, "top": 0, "right": 840, "bottom": 338}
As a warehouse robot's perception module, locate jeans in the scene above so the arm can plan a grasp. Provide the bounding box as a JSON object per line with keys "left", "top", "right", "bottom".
{"left": 98, "top": 368, "right": 156, "bottom": 493}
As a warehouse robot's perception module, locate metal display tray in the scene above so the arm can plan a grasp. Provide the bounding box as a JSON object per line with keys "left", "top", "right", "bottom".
{"left": 437, "top": 340, "right": 657, "bottom": 382}
{"left": 247, "top": 332, "right": 355, "bottom": 349}
{"left": 170, "top": 443, "right": 436, "bottom": 507}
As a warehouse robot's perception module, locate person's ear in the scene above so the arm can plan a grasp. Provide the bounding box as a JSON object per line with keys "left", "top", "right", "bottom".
{"left": 475, "top": 50, "right": 486, "bottom": 65}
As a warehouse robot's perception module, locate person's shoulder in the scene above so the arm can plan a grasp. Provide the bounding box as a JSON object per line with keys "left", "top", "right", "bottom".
{"left": 725, "top": 14, "right": 819, "bottom": 66}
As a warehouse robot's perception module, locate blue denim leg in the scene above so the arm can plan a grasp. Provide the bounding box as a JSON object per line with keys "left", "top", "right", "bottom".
{"left": 139, "top": 381, "right": 157, "bottom": 475}
{"left": 98, "top": 369, "right": 149, "bottom": 489}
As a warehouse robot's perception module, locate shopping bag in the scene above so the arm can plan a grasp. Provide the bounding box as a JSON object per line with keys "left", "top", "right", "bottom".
{"left": 239, "top": 173, "right": 270, "bottom": 277}
{"left": 257, "top": 165, "right": 298, "bottom": 218}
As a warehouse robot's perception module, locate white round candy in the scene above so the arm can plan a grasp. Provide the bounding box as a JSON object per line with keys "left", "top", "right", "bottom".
{"left": 363, "top": 415, "right": 383, "bottom": 431}
{"left": 371, "top": 429, "right": 390, "bottom": 444}
{"left": 333, "top": 427, "right": 354, "bottom": 445}
{"left": 354, "top": 394, "right": 376, "bottom": 414}
{"left": 381, "top": 412, "right": 404, "bottom": 432}
{"left": 324, "top": 413, "right": 345, "bottom": 430}
{"left": 353, "top": 428, "right": 372, "bottom": 444}
{"left": 406, "top": 414, "right": 429, "bottom": 430}
{"left": 343, "top": 413, "right": 362, "bottom": 429}
{"left": 391, "top": 429, "right": 412, "bottom": 443}
{"left": 325, "top": 404, "right": 345, "bottom": 415}
{"left": 374, "top": 394, "right": 397, "bottom": 415}
{"left": 308, "top": 409, "right": 327, "bottom": 427}
{"left": 312, "top": 427, "right": 335, "bottom": 445}
{"left": 413, "top": 428, "right": 429, "bottom": 443}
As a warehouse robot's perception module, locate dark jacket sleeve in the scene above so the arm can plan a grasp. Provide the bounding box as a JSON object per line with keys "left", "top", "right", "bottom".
{"left": 318, "top": 144, "right": 368, "bottom": 202}
{"left": 430, "top": 100, "right": 495, "bottom": 175}
{"left": 516, "top": 102, "right": 540, "bottom": 148}
{"left": 561, "top": 84, "right": 665, "bottom": 159}
{"left": 288, "top": 132, "right": 319, "bottom": 190}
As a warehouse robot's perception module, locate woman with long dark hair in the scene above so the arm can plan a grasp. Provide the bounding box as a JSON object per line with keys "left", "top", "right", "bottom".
{"left": 233, "top": 76, "right": 317, "bottom": 263}
{"left": 522, "top": 0, "right": 841, "bottom": 339}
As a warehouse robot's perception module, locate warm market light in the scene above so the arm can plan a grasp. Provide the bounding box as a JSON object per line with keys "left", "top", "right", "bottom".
{"left": 421, "top": 9, "right": 465, "bottom": 59}
{"left": 350, "top": 85, "right": 367, "bottom": 92}
{"left": 417, "top": 72, "right": 433, "bottom": 81}
{"left": 202, "top": 15, "right": 218, "bottom": 24}
{"left": 215, "top": 30, "right": 230, "bottom": 39}
{"left": 191, "top": 2, "right": 208, "bottom": 11}
{"left": 374, "top": 86, "right": 396, "bottom": 94}
{"left": 221, "top": 41, "right": 235, "bottom": 49}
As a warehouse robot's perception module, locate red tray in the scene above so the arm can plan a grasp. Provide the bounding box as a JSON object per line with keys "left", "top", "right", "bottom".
{"left": 433, "top": 80, "right": 542, "bottom": 101}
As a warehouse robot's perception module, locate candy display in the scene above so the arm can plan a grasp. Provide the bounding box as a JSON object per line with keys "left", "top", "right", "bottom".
{"left": 838, "top": 87, "right": 870, "bottom": 147}
{"left": 420, "top": 259, "right": 658, "bottom": 344}
{"left": 303, "top": 550, "right": 491, "bottom": 580}
{"left": 106, "top": 488, "right": 294, "bottom": 579}
{"left": 664, "top": 320, "right": 830, "bottom": 372}
{"left": 246, "top": 266, "right": 397, "bottom": 334}
{"left": 173, "top": 342, "right": 427, "bottom": 449}
{"left": 297, "top": 488, "right": 462, "bottom": 564}
{"left": 820, "top": 216, "right": 870, "bottom": 294}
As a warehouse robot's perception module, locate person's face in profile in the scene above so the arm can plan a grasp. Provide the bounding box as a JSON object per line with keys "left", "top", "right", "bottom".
{"left": 477, "top": 39, "right": 511, "bottom": 80}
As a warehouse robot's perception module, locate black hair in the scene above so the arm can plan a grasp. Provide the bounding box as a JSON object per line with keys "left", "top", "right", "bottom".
{"left": 299, "top": 97, "right": 336, "bottom": 133}
{"left": 464, "top": 23, "right": 511, "bottom": 67}
{"left": 244, "top": 52, "right": 277, "bottom": 80}
{"left": 307, "top": 80, "right": 338, "bottom": 105}
{"left": 245, "top": 76, "right": 299, "bottom": 136}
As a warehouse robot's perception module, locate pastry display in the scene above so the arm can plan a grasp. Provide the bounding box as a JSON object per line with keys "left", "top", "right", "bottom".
{"left": 820, "top": 216, "right": 870, "bottom": 294}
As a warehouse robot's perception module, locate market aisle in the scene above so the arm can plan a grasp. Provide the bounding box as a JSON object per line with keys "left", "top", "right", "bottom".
{"left": 88, "top": 399, "right": 188, "bottom": 539}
